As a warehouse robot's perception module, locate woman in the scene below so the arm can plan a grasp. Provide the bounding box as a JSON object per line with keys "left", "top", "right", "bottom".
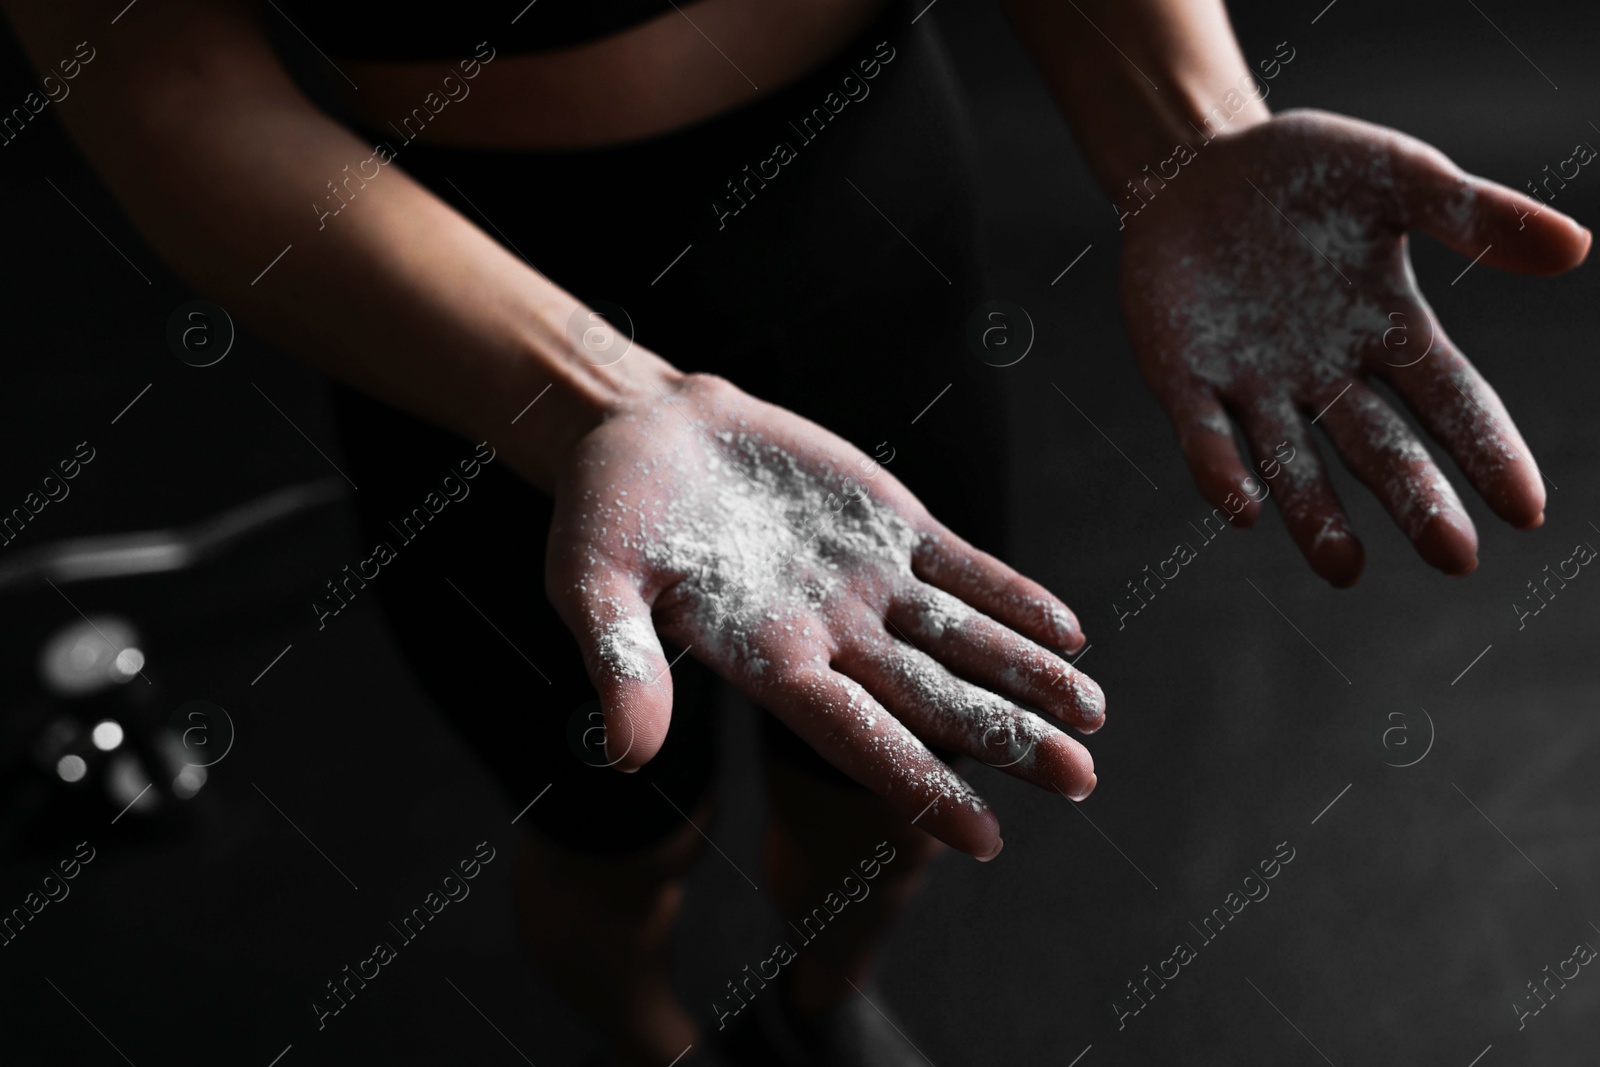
{"left": 4, "top": 0, "right": 1584, "bottom": 1063}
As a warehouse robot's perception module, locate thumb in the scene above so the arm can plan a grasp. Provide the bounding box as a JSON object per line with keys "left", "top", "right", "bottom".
{"left": 1391, "top": 132, "right": 1591, "bottom": 273}
{"left": 552, "top": 566, "right": 675, "bottom": 773}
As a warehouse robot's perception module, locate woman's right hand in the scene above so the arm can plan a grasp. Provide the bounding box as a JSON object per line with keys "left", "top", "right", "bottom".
{"left": 533, "top": 368, "right": 1107, "bottom": 862}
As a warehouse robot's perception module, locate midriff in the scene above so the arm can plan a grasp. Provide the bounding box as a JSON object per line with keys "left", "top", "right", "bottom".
{"left": 338, "top": 0, "right": 889, "bottom": 150}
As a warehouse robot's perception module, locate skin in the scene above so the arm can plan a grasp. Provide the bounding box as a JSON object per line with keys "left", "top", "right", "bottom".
{"left": 547, "top": 372, "right": 1104, "bottom": 861}
{"left": 1119, "top": 111, "right": 1589, "bottom": 585}
{"left": 1005, "top": 0, "right": 1590, "bottom": 585}
{"left": 5, "top": 0, "right": 1585, "bottom": 1061}
{"left": 514, "top": 803, "right": 709, "bottom": 1064}
{"left": 338, "top": 0, "right": 892, "bottom": 150}
{"left": 0, "top": 7, "right": 1103, "bottom": 1059}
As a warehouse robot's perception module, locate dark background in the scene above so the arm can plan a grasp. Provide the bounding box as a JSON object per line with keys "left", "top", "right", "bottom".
{"left": 2, "top": 0, "right": 1599, "bottom": 1063}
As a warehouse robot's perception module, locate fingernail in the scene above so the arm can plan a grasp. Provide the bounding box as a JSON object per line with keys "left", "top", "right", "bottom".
{"left": 977, "top": 838, "right": 1004, "bottom": 862}
{"left": 1069, "top": 774, "right": 1097, "bottom": 801}
{"left": 618, "top": 765, "right": 640, "bottom": 775}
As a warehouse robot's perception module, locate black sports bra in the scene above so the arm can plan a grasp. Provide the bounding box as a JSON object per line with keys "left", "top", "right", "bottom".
{"left": 270, "top": 1, "right": 678, "bottom": 61}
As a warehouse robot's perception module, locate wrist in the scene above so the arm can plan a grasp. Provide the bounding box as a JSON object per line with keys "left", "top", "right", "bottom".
{"left": 1091, "top": 63, "right": 1280, "bottom": 236}
{"left": 477, "top": 301, "right": 686, "bottom": 492}
{"left": 1086, "top": 74, "right": 1273, "bottom": 201}
{"left": 1004, "top": 0, "right": 1280, "bottom": 200}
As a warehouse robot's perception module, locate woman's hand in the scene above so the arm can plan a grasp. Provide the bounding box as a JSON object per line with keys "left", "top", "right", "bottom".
{"left": 1120, "top": 109, "right": 1590, "bottom": 585}
{"left": 541, "top": 372, "right": 1106, "bottom": 861}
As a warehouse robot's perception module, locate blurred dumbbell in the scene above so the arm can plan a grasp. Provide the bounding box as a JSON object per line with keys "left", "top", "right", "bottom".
{"left": 31, "top": 616, "right": 207, "bottom": 822}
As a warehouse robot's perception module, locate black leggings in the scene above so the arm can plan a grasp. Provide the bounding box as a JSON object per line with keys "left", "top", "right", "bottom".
{"left": 329, "top": 0, "right": 1012, "bottom": 855}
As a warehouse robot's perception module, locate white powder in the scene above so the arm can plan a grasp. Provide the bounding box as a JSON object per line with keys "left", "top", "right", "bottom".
{"left": 892, "top": 571, "right": 1097, "bottom": 731}
{"left": 1174, "top": 261, "right": 1391, "bottom": 397}
{"left": 829, "top": 671, "right": 988, "bottom": 813}
{"left": 583, "top": 417, "right": 919, "bottom": 680}
{"left": 1159, "top": 134, "right": 1391, "bottom": 397}
{"left": 1067, "top": 669, "right": 1106, "bottom": 719}
{"left": 878, "top": 644, "right": 1049, "bottom": 773}
{"left": 566, "top": 399, "right": 1079, "bottom": 811}
{"left": 592, "top": 612, "right": 658, "bottom": 681}
{"left": 1199, "top": 408, "right": 1234, "bottom": 436}
{"left": 1347, "top": 389, "right": 1464, "bottom": 538}
{"left": 914, "top": 530, "right": 1081, "bottom": 651}
{"left": 908, "top": 587, "right": 971, "bottom": 639}
{"left": 1295, "top": 208, "right": 1377, "bottom": 272}
{"left": 1138, "top": 121, "right": 1501, "bottom": 526}
{"left": 1042, "top": 601, "right": 1077, "bottom": 645}
{"left": 1434, "top": 362, "right": 1519, "bottom": 485}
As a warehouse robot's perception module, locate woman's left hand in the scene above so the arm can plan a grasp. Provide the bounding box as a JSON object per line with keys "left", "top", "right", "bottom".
{"left": 1119, "top": 109, "right": 1590, "bottom": 585}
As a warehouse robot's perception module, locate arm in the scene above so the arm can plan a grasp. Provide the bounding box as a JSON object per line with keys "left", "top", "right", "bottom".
{"left": 1001, "top": 0, "right": 1269, "bottom": 197}
{"left": 5, "top": 0, "right": 1109, "bottom": 858}
{"left": 2, "top": 0, "right": 658, "bottom": 492}
{"left": 1005, "top": 0, "right": 1590, "bottom": 585}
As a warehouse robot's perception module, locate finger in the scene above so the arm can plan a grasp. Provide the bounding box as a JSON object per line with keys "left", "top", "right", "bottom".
{"left": 840, "top": 634, "right": 1097, "bottom": 803}
{"left": 1370, "top": 318, "right": 1545, "bottom": 529}
{"left": 911, "top": 524, "right": 1083, "bottom": 653}
{"left": 885, "top": 583, "right": 1106, "bottom": 733}
{"left": 755, "top": 662, "right": 1004, "bottom": 860}
{"left": 1167, "top": 389, "right": 1263, "bottom": 528}
{"left": 1238, "top": 395, "right": 1365, "bottom": 587}
{"left": 1389, "top": 133, "right": 1591, "bottom": 273}
{"left": 547, "top": 565, "right": 674, "bottom": 772}
{"left": 1316, "top": 381, "right": 1478, "bottom": 575}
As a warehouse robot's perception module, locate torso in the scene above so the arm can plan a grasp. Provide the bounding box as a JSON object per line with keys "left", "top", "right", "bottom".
{"left": 336, "top": 0, "right": 887, "bottom": 150}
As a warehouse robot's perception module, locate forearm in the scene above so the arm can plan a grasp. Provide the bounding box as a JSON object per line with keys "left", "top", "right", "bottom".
{"left": 1001, "top": 0, "right": 1280, "bottom": 198}
{"left": 4, "top": 0, "right": 674, "bottom": 491}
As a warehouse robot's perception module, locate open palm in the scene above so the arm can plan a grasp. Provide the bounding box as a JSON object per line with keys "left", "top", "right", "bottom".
{"left": 1120, "top": 109, "right": 1589, "bottom": 585}
{"left": 544, "top": 373, "right": 1105, "bottom": 860}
